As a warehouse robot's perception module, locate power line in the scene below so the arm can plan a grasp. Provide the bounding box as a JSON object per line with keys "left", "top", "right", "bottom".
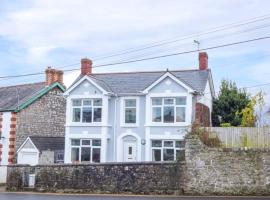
{"left": 92, "top": 36, "right": 270, "bottom": 68}
{"left": 3, "top": 13, "right": 270, "bottom": 81}
{"left": 104, "top": 22, "right": 270, "bottom": 64}
{"left": 0, "top": 35, "right": 270, "bottom": 81}
{"left": 92, "top": 14, "right": 270, "bottom": 61}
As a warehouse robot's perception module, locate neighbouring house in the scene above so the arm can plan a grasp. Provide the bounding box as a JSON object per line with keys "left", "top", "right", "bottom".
{"left": 17, "top": 136, "right": 65, "bottom": 166}
{"left": 64, "top": 52, "right": 215, "bottom": 163}
{"left": 0, "top": 68, "right": 66, "bottom": 165}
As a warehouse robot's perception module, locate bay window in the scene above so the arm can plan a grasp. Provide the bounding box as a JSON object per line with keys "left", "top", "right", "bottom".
{"left": 151, "top": 140, "right": 184, "bottom": 161}
{"left": 71, "top": 139, "right": 101, "bottom": 163}
{"left": 72, "top": 99, "right": 102, "bottom": 123}
{"left": 152, "top": 97, "right": 186, "bottom": 123}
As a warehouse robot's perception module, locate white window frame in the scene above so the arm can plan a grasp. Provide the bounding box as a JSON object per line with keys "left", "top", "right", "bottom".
{"left": 70, "top": 138, "right": 101, "bottom": 163}
{"left": 151, "top": 140, "right": 184, "bottom": 161}
{"left": 71, "top": 98, "right": 102, "bottom": 124}
{"left": 120, "top": 97, "right": 139, "bottom": 127}
{"left": 151, "top": 96, "right": 187, "bottom": 124}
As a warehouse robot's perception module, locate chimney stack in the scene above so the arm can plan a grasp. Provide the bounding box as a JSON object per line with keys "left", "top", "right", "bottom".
{"left": 81, "top": 58, "right": 92, "bottom": 75}
{"left": 199, "top": 52, "right": 208, "bottom": 70}
{"left": 45, "top": 67, "right": 64, "bottom": 86}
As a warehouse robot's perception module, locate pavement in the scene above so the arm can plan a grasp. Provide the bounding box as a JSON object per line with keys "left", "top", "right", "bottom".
{"left": 0, "top": 193, "right": 270, "bottom": 200}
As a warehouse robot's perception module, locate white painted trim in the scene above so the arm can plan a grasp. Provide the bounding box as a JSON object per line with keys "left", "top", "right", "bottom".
{"left": 117, "top": 131, "right": 142, "bottom": 162}
{"left": 145, "top": 93, "right": 193, "bottom": 127}
{"left": 113, "top": 96, "right": 119, "bottom": 161}
{"left": 66, "top": 95, "right": 109, "bottom": 126}
{"left": 147, "top": 93, "right": 190, "bottom": 97}
{"left": 1, "top": 112, "right": 11, "bottom": 165}
{"left": 64, "top": 131, "right": 109, "bottom": 164}
{"left": 120, "top": 96, "right": 140, "bottom": 127}
{"left": 64, "top": 126, "right": 71, "bottom": 163}
{"left": 16, "top": 137, "right": 40, "bottom": 154}
{"left": 64, "top": 75, "right": 109, "bottom": 96}
{"left": 68, "top": 94, "right": 104, "bottom": 99}
{"left": 145, "top": 127, "right": 151, "bottom": 161}
{"left": 65, "top": 124, "right": 111, "bottom": 127}
{"left": 149, "top": 134, "right": 186, "bottom": 140}
{"left": 68, "top": 134, "right": 107, "bottom": 139}
{"left": 101, "top": 127, "right": 108, "bottom": 162}
{"left": 142, "top": 72, "right": 194, "bottom": 94}
{"left": 19, "top": 149, "right": 39, "bottom": 153}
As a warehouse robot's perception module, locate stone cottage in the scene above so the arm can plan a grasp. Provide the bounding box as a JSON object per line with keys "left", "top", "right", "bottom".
{"left": 0, "top": 68, "right": 66, "bottom": 165}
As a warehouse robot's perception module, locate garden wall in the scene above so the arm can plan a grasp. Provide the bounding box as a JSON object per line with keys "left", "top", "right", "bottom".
{"left": 184, "top": 134, "right": 270, "bottom": 195}
{"left": 6, "top": 135, "right": 270, "bottom": 195}
{"left": 6, "top": 162, "right": 183, "bottom": 194}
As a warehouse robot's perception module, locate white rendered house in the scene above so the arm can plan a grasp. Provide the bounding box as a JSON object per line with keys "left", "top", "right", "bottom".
{"left": 64, "top": 52, "right": 215, "bottom": 163}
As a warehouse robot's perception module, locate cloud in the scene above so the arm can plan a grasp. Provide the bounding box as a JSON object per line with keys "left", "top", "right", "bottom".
{"left": 1, "top": 0, "right": 269, "bottom": 62}
{"left": 0, "top": 0, "right": 270, "bottom": 88}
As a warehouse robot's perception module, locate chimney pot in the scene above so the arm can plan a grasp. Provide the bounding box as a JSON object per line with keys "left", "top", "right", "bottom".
{"left": 199, "top": 52, "right": 208, "bottom": 70}
{"left": 45, "top": 67, "right": 64, "bottom": 86}
{"left": 81, "top": 58, "right": 92, "bottom": 75}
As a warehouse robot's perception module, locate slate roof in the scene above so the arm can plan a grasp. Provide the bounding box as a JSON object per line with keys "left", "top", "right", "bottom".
{"left": 29, "top": 136, "right": 65, "bottom": 151}
{"left": 0, "top": 82, "right": 65, "bottom": 112}
{"left": 85, "top": 69, "right": 211, "bottom": 94}
{"left": 0, "top": 82, "right": 46, "bottom": 111}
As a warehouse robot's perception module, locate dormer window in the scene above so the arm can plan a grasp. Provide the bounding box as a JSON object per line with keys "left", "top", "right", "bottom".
{"left": 72, "top": 99, "right": 102, "bottom": 123}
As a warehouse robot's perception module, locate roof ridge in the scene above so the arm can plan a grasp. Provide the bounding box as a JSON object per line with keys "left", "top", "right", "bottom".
{"left": 0, "top": 81, "right": 45, "bottom": 89}
{"left": 92, "top": 68, "right": 204, "bottom": 75}
{"left": 29, "top": 136, "right": 64, "bottom": 138}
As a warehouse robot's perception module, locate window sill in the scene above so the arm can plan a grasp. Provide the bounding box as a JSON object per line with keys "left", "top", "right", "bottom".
{"left": 66, "top": 123, "right": 111, "bottom": 127}
{"left": 145, "top": 123, "right": 189, "bottom": 127}
{"left": 120, "top": 124, "right": 139, "bottom": 128}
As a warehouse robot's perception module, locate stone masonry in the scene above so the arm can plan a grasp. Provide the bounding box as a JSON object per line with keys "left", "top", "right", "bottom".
{"left": 6, "top": 162, "right": 183, "bottom": 195}
{"left": 15, "top": 87, "right": 66, "bottom": 150}
{"left": 6, "top": 135, "right": 270, "bottom": 195}
{"left": 184, "top": 134, "right": 270, "bottom": 195}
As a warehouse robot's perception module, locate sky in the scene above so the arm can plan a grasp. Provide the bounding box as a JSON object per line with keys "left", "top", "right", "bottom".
{"left": 0, "top": 0, "right": 270, "bottom": 114}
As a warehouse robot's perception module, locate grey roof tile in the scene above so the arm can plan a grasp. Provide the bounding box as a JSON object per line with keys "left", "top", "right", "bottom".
{"left": 0, "top": 82, "right": 46, "bottom": 111}
{"left": 87, "top": 69, "right": 210, "bottom": 94}
{"left": 29, "top": 136, "right": 65, "bottom": 151}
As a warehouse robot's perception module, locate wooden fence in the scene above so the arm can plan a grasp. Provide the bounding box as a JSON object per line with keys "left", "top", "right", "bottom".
{"left": 205, "top": 127, "right": 270, "bottom": 149}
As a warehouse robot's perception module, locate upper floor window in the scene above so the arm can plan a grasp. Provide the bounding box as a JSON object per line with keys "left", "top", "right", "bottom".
{"left": 152, "top": 97, "right": 186, "bottom": 123}
{"left": 124, "top": 99, "right": 137, "bottom": 124}
{"left": 72, "top": 99, "right": 102, "bottom": 123}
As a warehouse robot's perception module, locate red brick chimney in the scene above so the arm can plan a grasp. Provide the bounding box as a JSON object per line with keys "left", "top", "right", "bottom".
{"left": 199, "top": 52, "right": 208, "bottom": 70}
{"left": 45, "top": 67, "right": 64, "bottom": 86}
{"left": 81, "top": 58, "right": 92, "bottom": 75}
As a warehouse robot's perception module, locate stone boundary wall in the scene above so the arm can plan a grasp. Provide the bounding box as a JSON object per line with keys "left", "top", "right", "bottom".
{"left": 6, "top": 162, "right": 183, "bottom": 194}
{"left": 6, "top": 135, "right": 270, "bottom": 195}
{"left": 184, "top": 134, "right": 270, "bottom": 195}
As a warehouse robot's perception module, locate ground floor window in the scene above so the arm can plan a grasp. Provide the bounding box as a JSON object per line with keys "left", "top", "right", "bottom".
{"left": 151, "top": 140, "right": 184, "bottom": 161}
{"left": 71, "top": 139, "right": 101, "bottom": 163}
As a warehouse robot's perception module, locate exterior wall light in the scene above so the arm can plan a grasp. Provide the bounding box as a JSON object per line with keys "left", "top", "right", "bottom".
{"left": 141, "top": 139, "right": 146, "bottom": 145}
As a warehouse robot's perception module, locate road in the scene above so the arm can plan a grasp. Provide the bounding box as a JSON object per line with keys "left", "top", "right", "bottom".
{"left": 0, "top": 193, "right": 269, "bottom": 200}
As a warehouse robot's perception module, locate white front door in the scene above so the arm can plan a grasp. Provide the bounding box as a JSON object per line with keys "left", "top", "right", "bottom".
{"left": 124, "top": 141, "right": 137, "bottom": 162}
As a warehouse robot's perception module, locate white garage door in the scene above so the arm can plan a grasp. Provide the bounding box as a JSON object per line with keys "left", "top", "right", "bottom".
{"left": 18, "top": 151, "right": 39, "bottom": 166}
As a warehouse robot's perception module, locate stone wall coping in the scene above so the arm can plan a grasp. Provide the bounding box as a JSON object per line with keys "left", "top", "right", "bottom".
{"left": 8, "top": 161, "right": 185, "bottom": 168}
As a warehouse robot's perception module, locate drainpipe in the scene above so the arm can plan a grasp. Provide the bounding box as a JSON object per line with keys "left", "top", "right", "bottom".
{"left": 113, "top": 95, "right": 118, "bottom": 161}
